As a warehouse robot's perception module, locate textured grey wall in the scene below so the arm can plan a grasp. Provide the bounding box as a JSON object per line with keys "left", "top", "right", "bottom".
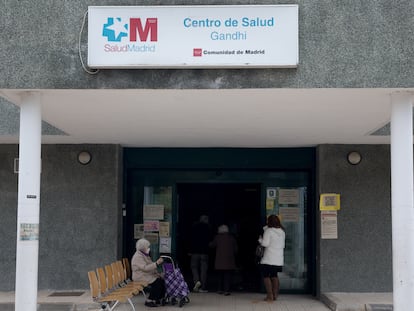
{"left": 0, "top": 144, "right": 123, "bottom": 290}
{"left": 1, "top": 0, "right": 414, "bottom": 89}
{"left": 317, "top": 145, "right": 392, "bottom": 293}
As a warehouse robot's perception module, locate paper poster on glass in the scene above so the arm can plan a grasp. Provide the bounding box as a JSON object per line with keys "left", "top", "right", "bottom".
{"left": 278, "top": 189, "right": 299, "bottom": 205}
{"left": 144, "top": 204, "right": 165, "bottom": 220}
{"left": 144, "top": 232, "right": 159, "bottom": 245}
{"left": 159, "top": 222, "right": 170, "bottom": 237}
{"left": 267, "top": 188, "right": 277, "bottom": 199}
{"left": 144, "top": 220, "right": 160, "bottom": 232}
{"left": 134, "top": 223, "right": 145, "bottom": 239}
{"left": 279, "top": 207, "right": 300, "bottom": 222}
{"left": 159, "top": 237, "right": 171, "bottom": 253}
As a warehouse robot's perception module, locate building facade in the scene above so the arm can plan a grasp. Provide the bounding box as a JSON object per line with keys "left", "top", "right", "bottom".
{"left": 1, "top": 0, "right": 413, "bottom": 299}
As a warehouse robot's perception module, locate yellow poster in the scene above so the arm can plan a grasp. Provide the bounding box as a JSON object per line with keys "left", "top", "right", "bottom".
{"left": 266, "top": 199, "right": 274, "bottom": 210}
{"left": 159, "top": 222, "right": 170, "bottom": 237}
{"left": 319, "top": 193, "right": 340, "bottom": 210}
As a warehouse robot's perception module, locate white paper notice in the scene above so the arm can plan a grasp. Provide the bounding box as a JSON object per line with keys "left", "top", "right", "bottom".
{"left": 279, "top": 207, "right": 300, "bottom": 222}
{"left": 134, "top": 223, "right": 145, "bottom": 239}
{"left": 159, "top": 237, "right": 171, "bottom": 253}
{"left": 159, "top": 222, "right": 170, "bottom": 237}
{"left": 321, "top": 211, "right": 338, "bottom": 239}
{"left": 278, "top": 189, "right": 299, "bottom": 205}
{"left": 143, "top": 204, "right": 165, "bottom": 220}
{"left": 144, "top": 232, "right": 159, "bottom": 245}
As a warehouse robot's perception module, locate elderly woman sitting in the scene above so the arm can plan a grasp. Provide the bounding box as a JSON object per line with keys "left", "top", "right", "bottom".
{"left": 131, "top": 238, "right": 165, "bottom": 307}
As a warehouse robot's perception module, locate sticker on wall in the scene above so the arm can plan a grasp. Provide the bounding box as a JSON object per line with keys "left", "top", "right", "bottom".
{"left": 319, "top": 193, "right": 340, "bottom": 210}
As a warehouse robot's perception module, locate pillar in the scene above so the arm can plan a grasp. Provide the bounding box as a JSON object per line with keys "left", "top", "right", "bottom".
{"left": 390, "top": 92, "right": 414, "bottom": 310}
{"left": 15, "top": 92, "right": 42, "bottom": 311}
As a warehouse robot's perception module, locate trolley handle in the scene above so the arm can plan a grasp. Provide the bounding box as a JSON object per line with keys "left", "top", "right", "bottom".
{"left": 160, "top": 255, "right": 175, "bottom": 270}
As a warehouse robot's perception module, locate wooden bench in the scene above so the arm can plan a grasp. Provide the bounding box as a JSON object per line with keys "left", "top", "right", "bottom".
{"left": 87, "top": 259, "right": 147, "bottom": 311}
{"left": 121, "top": 258, "right": 150, "bottom": 295}
{"left": 111, "top": 260, "right": 147, "bottom": 294}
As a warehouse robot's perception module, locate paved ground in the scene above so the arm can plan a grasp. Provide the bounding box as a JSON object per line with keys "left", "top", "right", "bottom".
{"left": 0, "top": 291, "right": 393, "bottom": 311}
{"left": 320, "top": 293, "right": 393, "bottom": 311}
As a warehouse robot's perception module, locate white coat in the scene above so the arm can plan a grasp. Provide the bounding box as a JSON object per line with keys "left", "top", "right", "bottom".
{"left": 259, "top": 227, "right": 285, "bottom": 266}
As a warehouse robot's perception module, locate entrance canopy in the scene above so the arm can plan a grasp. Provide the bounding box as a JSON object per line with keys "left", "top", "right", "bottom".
{"left": 0, "top": 88, "right": 406, "bottom": 147}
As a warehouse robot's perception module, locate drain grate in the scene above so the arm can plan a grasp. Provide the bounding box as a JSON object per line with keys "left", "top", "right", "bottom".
{"left": 48, "top": 291, "right": 85, "bottom": 297}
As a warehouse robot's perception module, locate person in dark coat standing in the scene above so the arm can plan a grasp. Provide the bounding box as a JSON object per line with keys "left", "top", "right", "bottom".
{"left": 189, "top": 215, "right": 210, "bottom": 293}
{"left": 209, "top": 224, "right": 238, "bottom": 296}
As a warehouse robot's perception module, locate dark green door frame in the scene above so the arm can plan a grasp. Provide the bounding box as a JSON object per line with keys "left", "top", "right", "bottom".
{"left": 123, "top": 148, "right": 316, "bottom": 294}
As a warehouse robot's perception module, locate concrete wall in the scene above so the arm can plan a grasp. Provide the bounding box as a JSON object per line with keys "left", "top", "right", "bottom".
{"left": 0, "top": 144, "right": 123, "bottom": 290}
{"left": 317, "top": 144, "right": 392, "bottom": 293}
{"left": 1, "top": 0, "right": 414, "bottom": 89}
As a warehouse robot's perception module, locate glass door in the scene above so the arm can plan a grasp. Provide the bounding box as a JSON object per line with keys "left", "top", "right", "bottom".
{"left": 140, "top": 186, "right": 173, "bottom": 259}
{"left": 265, "top": 186, "right": 308, "bottom": 291}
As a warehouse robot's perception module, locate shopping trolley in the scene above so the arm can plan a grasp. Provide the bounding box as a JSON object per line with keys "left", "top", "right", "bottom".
{"left": 161, "top": 255, "right": 190, "bottom": 307}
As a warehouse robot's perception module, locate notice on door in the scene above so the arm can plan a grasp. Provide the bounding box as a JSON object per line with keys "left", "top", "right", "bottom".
{"left": 134, "top": 223, "right": 145, "bottom": 239}
{"left": 279, "top": 207, "right": 299, "bottom": 222}
{"left": 321, "top": 211, "right": 338, "bottom": 239}
{"left": 143, "top": 204, "right": 165, "bottom": 220}
{"left": 278, "top": 189, "right": 299, "bottom": 205}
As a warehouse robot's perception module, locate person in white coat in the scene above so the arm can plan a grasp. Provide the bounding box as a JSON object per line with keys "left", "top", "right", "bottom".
{"left": 258, "top": 215, "right": 285, "bottom": 302}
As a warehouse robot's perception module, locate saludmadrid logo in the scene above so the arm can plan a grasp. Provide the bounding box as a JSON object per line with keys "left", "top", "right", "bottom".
{"left": 102, "top": 17, "right": 158, "bottom": 53}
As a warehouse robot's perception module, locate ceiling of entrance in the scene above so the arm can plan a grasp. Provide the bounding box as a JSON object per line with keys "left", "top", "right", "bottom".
{"left": 0, "top": 88, "right": 404, "bottom": 147}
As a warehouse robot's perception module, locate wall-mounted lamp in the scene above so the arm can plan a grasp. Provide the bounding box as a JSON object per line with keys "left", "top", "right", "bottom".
{"left": 347, "top": 151, "right": 362, "bottom": 165}
{"left": 77, "top": 151, "right": 92, "bottom": 165}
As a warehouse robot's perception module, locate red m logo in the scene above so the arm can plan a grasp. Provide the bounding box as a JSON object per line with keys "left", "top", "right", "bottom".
{"left": 130, "top": 18, "right": 158, "bottom": 42}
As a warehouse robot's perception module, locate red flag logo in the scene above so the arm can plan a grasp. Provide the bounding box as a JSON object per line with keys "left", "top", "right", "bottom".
{"left": 193, "top": 48, "right": 202, "bottom": 57}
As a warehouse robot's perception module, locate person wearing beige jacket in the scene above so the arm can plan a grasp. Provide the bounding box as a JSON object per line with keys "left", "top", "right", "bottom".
{"left": 132, "top": 238, "right": 165, "bottom": 308}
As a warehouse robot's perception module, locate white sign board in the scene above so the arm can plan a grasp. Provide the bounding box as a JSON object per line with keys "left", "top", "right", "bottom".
{"left": 88, "top": 5, "right": 298, "bottom": 68}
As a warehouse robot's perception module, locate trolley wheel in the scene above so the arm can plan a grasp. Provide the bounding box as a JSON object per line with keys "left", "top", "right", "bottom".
{"left": 171, "top": 297, "right": 177, "bottom": 305}
{"left": 179, "top": 298, "right": 185, "bottom": 307}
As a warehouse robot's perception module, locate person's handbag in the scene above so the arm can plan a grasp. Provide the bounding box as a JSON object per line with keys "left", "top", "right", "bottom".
{"left": 255, "top": 245, "right": 265, "bottom": 258}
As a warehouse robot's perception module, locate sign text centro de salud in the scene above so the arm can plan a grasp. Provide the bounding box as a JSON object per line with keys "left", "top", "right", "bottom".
{"left": 87, "top": 5, "right": 298, "bottom": 69}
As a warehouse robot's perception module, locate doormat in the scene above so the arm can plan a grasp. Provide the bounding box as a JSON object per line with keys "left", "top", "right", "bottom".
{"left": 366, "top": 304, "right": 393, "bottom": 311}
{"left": 48, "top": 291, "right": 85, "bottom": 297}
